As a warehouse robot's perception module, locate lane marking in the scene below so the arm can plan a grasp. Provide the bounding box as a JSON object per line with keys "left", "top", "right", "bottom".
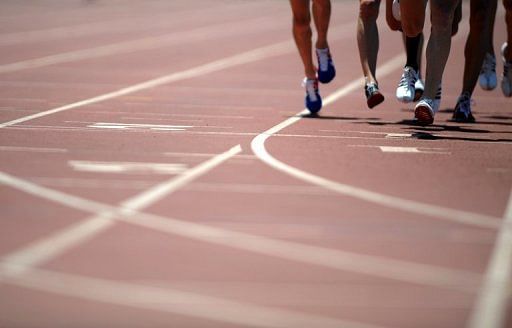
{"left": 0, "top": 146, "right": 68, "bottom": 153}
{"left": 0, "top": 145, "right": 241, "bottom": 275}
{"left": 88, "top": 122, "right": 193, "bottom": 131}
{"left": 0, "top": 266, "right": 385, "bottom": 328}
{"left": 0, "top": 171, "right": 483, "bottom": 292}
{"left": 68, "top": 161, "right": 188, "bottom": 175}
{"left": 468, "top": 190, "right": 512, "bottom": 328}
{"left": 0, "top": 16, "right": 285, "bottom": 74}
{"left": 164, "top": 152, "right": 255, "bottom": 159}
{"left": 385, "top": 133, "right": 413, "bottom": 139}
{"left": 0, "top": 20, "right": 356, "bottom": 129}
{"left": 251, "top": 52, "right": 501, "bottom": 230}
{"left": 378, "top": 146, "right": 450, "bottom": 154}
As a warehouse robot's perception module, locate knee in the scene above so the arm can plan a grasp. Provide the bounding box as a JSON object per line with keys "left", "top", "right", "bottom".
{"left": 293, "top": 12, "right": 311, "bottom": 28}
{"left": 313, "top": 0, "right": 331, "bottom": 10}
{"left": 401, "top": 20, "right": 423, "bottom": 37}
{"left": 359, "top": 0, "right": 380, "bottom": 21}
{"left": 430, "top": 2, "right": 456, "bottom": 32}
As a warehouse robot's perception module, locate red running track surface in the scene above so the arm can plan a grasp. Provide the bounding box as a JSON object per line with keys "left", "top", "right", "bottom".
{"left": 0, "top": 1, "right": 511, "bottom": 327}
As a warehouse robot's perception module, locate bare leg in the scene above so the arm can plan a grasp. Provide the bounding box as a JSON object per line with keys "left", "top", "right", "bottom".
{"left": 462, "top": 0, "right": 498, "bottom": 96}
{"left": 312, "top": 0, "right": 331, "bottom": 49}
{"left": 357, "top": 0, "right": 381, "bottom": 84}
{"left": 290, "top": 0, "right": 316, "bottom": 79}
{"left": 423, "top": 0, "right": 460, "bottom": 100}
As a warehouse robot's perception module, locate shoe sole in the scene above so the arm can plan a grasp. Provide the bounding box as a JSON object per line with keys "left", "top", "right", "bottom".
{"left": 415, "top": 105, "right": 434, "bottom": 125}
{"left": 367, "top": 92, "right": 384, "bottom": 109}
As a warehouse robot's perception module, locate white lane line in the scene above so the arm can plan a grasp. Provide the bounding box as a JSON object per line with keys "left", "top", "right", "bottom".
{"left": 0, "top": 171, "right": 482, "bottom": 292}
{"left": 164, "top": 152, "right": 255, "bottom": 159}
{"left": 0, "top": 40, "right": 290, "bottom": 128}
{"left": 0, "top": 20, "right": 356, "bottom": 129}
{"left": 0, "top": 145, "right": 241, "bottom": 275}
{"left": 468, "top": 190, "right": 512, "bottom": 328}
{"left": 68, "top": 161, "right": 188, "bottom": 175}
{"left": 250, "top": 53, "right": 501, "bottom": 230}
{"left": 386, "top": 133, "right": 413, "bottom": 139}
{"left": 0, "top": 267, "right": 386, "bottom": 328}
{"left": 348, "top": 145, "right": 451, "bottom": 154}
{"left": 88, "top": 122, "right": 193, "bottom": 131}
{"left": 0, "top": 146, "right": 68, "bottom": 153}
{"left": 378, "top": 146, "right": 450, "bottom": 154}
{"left": 0, "top": 16, "right": 284, "bottom": 74}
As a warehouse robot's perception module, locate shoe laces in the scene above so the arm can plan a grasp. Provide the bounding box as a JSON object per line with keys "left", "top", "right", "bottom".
{"left": 481, "top": 53, "right": 496, "bottom": 74}
{"left": 398, "top": 67, "right": 417, "bottom": 87}
{"left": 365, "top": 82, "right": 378, "bottom": 97}
{"left": 303, "top": 78, "right": 319, "bottom": 101}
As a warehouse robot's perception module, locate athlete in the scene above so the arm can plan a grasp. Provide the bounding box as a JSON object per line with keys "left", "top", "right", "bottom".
{"left": 452, "top": 0, "right": 499, "bottom": 122}
{"left": 478, "top": 0, "right": 512, "bottom": 98}
{"left": 356, "top": 0, "right": 424, "bottom": 109}
{"left": 386, "top": 0, "right": 426, "bottom": 105}
{"left": 400, "top": 0, "right": 461, "bottom": 125}
{"left": 290, "top": 0, "right": 336, "bottom": 114}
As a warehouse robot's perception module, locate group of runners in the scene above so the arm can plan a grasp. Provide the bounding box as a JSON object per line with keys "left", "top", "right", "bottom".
{"left": 289, "top": 0, "right": 512, "bottom": 125}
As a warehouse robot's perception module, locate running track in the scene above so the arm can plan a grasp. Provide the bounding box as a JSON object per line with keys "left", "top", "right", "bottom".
{"left": 0, "top": 1, "right": 511, "bottom": 327}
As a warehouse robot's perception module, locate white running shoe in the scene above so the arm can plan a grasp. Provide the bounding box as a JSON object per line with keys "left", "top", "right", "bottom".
{"left": 396, "top": 66, "right": 418, "bottom": 103}
{"left": 479, "top": 52, "right": 497, "bottom": 90}
{"left": 414, "top": 78, "right": 424, "bottom": 101}
{"left": 414, "top": 97, "right": 436, "bottom": 125}
{"left": 501, "top": 43, "right": 512, "bottom": 97}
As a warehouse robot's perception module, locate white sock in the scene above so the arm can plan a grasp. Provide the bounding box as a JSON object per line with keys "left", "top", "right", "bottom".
{"left": 316, "top": 48, "right": 330, "bottom": 71}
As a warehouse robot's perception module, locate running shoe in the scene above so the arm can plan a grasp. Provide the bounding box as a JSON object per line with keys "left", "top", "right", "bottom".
{"left": 452, "top": 91, "right": 475, "bottom": 123}
{"left": 414, "top": 78, "right": 424, "bottom": 101}
{"left": 303, "top": 78, "right": 322, "bottom": 113}
{"left": 365, "top": 82, "right": 385, "bottom": 109}
{"left": 396, "top": 66, "right": 418, "bottom": 103}
{"left": 316, "top": 48, "right": 336, "bottom": 84}
{"left": 479, "top": 52, "right": 497, "bottom": 90}
{"left": 414, "top": 97, "right": 436, "bottom": 125}
{"left": 501, "top": 43, "right": 512, "bottom": 97}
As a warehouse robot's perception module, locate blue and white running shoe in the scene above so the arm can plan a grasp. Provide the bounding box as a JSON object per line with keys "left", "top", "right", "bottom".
{"left": 303, "top": 78, "right": 322, "bottom": 113}
{"left": 316, "top": 48, "right": 336, "bottom": 84}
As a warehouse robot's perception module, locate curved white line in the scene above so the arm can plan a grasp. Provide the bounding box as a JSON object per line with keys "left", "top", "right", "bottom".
{"left": 250, "top": 55, "right": 501, "bottom": 230}
{"left": 0, "top": 171, "right": 482, "bottom": 292}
